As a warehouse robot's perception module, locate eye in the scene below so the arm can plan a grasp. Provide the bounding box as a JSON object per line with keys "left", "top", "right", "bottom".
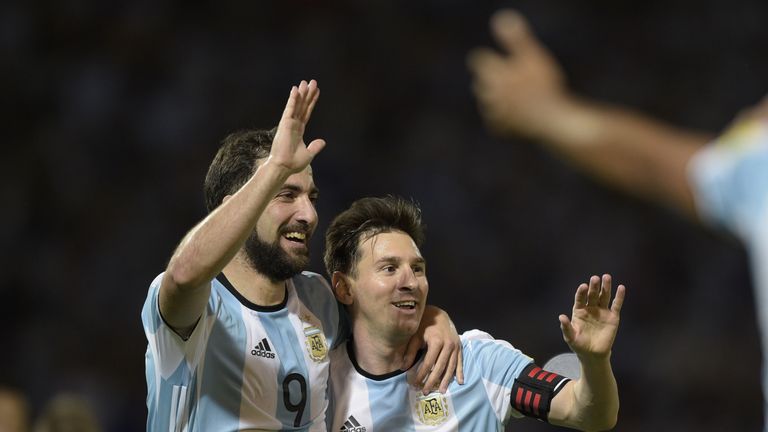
{"left": 309, "top": 193, "right": 319, "bottom": 203}
{"left": 412, "top": 264, "right": 425, "bottom": 274}
{"left": 277, "top": 191, "right": 296, "bottom": 201}
{"left": 381, "top": 265, "right": 396, "bottom": 273}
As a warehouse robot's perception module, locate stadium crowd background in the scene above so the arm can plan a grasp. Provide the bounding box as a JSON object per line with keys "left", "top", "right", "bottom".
{"left": 2, "top": 0, "right": 767, "bottom": 430}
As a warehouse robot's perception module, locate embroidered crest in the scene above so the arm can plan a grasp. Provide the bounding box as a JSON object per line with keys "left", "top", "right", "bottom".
{"left": 415, "top": 393, "right": 449, "bottom": 426}
{"left": 303, "top": 325, "right": 328, "bottom": 362}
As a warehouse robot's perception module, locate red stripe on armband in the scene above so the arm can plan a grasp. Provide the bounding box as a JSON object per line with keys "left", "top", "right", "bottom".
{"left": 511, "top": 363, "right": 571, "bottom": 422}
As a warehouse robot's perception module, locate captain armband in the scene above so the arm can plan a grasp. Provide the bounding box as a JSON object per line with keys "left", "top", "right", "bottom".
{"left": 511, "top": 363, "right": 570, "bottom": 422}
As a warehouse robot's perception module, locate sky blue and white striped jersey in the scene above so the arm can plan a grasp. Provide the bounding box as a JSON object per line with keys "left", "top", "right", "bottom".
{"left": 688, "top": 118, "right": 768, "bottom": 432}
{"left": 142, "top": 271, "right": 344, "bottom": 432}
{"left": 328, "top": 330, "right": 534, "bottom": 432}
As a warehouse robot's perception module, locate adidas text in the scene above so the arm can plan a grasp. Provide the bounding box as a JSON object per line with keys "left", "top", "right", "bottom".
{"left": 251, "top": 349, "right": 275, "bottom": 359}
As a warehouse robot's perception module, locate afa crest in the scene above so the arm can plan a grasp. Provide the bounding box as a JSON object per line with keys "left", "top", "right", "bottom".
{"left": 303, "top": 325, "right": 328, "bottom": 362}
{"left": 415, "top": 393, "right": 449, "bottom": 426}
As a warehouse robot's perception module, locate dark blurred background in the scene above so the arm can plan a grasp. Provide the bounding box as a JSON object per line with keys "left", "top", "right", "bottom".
{"left": 3, "top": 0, "right": 767, "bottom": 430}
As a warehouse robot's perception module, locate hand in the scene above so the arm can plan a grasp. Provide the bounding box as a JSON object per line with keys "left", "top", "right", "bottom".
{"left": 467, "top": 9, "right": 569, "bottom": 139}
{"left": 267, "top": 80, "right": 326, "bottom": 173}
{"left": 404, "top": 307, "right": 464, "bottom": 395}
{"left": 559, "top": 274, "right": 625, "bottom": 360}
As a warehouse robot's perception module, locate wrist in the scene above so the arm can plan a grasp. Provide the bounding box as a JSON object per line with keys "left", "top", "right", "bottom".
{"left": 536, "top": 95, "right": 605, "bottom": 147}
{"left": 576, "top": 350, "right": 612, "bottom": 369}
{"left": 257, "top": 157, "right": 294, "bottom": 181}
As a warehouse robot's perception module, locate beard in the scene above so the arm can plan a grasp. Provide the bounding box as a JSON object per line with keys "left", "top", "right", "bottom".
{"left": 243, "top": 230, "right": 309, "bottom": 283}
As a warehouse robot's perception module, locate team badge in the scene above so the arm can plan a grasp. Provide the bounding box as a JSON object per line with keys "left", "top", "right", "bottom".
{"left": 303, "top": 325, "right": 328, "bottom": 362}
{"left": 415, "top": 393, "right": 449, "bottom": 426}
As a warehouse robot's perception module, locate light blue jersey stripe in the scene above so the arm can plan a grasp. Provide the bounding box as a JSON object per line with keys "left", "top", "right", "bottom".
{"left": 367, "top": 377, "right": 415, "bottom": 431}
{"left": 261, "top": 309, "right": 312, "bottom": 429}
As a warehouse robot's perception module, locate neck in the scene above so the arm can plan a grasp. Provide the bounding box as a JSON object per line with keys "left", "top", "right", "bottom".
{"left": 222, "top": 253, "right": 287, "bottom": 306}
{"left": 350, "top": 322, "right": 412, "bottom": 375}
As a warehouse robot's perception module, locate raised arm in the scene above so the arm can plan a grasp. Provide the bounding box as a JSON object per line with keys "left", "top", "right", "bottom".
{"left": 547, "top": 274, "right": 625, "bottom": 431}
{"left": 467, "top": 9, "right": 712, "bottom": 219}
{"left": 159, "top": 80, "right": 326, "bottom": 337}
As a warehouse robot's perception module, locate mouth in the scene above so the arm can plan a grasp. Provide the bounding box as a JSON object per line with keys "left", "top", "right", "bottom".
{"left": 392, "top": 301, "right": 417, "bottom": 310}
{"left": 282, "top": 231, "right": 307, "bottom": 244}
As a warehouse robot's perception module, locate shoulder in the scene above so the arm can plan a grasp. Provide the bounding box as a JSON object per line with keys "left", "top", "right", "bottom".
{"left": 460, "top": 329, "right": 533, "bottom": 375}
{"left": 294, "top": 271, "right": 332, "bottom": 289}
{"left": 292, "top": 271, "right": 335, "bottom": 301}
{"left": 688, "top": 121, "right": 768, "bottom": 237}
{"left": 460, "top": 329, "right": 519, "bottom": 352}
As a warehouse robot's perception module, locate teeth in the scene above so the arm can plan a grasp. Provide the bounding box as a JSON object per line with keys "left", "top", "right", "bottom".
{"left": 393, "top": 301, "right": 416, "bottom": 308}
{"left": 284, "top": 232, "right": 306, "bottom": 241}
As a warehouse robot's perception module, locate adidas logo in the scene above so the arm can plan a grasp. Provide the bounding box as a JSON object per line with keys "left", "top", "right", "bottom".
{"left": 339, "top": 415, "right": 366, "bottom": 432}
{"left": 250, "top": 338, "right": 276, "bottom": 359}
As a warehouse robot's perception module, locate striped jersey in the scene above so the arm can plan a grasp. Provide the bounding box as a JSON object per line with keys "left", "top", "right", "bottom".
{"left": 688, "top": 117, "right": 768, "bottom": 432}
{"left": 142, "top": 271, "right": 344, "bottom": 432}
{"left": 328, "top": 330, "right": 533, "bottom": 432}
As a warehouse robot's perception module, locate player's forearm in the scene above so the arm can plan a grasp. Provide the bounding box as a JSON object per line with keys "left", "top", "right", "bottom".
{"left": 535, "top": 96, "right": 712, "bottom": 219}
{"left": 166, "top": 161, "right": 291, "bottom": 290}
{"left": 567, "top": 355, "right": 619, "bottom": 431}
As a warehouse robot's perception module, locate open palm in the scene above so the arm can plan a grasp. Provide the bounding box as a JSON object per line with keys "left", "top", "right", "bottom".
{"left": 269, "top": 79, "right": 326, "bottom": 173}
{"left": 559, "top": 274, "right": 625, "bottom": 359}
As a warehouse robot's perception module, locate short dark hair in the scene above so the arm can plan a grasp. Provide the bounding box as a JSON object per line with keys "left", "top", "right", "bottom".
{"left": 203, "top": 128, "right": 276, "bottom": 213}
{"left": 324, "top": 196, "right": 425, "bottom": 277}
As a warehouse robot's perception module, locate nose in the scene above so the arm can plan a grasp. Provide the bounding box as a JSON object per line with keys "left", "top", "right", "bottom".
{"left": 294, "top": 195, "right": 318, "bottom": 228}
{"left": 398, "top": 267, "right": 419, "bottom": 291}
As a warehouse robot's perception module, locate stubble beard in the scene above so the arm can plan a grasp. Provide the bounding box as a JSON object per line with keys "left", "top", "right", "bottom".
{"left": 243, "top": 232, "right": 309, "bottom": 284}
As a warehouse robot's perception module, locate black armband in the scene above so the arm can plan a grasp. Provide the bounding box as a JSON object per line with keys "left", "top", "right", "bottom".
{"left": 511, "top": 363, "right": 570, "bottom": 422}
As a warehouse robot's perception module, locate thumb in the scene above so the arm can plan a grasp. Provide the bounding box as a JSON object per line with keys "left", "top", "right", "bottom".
{"left": 559, "top": 314, "right": 575, "bottom": 344}
{"left": 490, "top": 9, "right": 542, "bottom": 57}
{"left": 305, "top": 138, "right": 326, "bottom": 158}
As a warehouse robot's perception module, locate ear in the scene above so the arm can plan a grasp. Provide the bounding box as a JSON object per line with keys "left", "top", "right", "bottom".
{"left": 331, "top": 271, "right": 354, "bottom": 305}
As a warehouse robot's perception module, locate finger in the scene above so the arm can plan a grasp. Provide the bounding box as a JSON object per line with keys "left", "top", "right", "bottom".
{"left": 611, "top": 284, "right": 627, "bottom": 314}
{"left": 305, "top": 138, "right": 326, "bottom": 158}
{"left": 598, "top": 274, "right": 612, "bottom": 308}
{"left": 586, "top": 275, "right": 600, "bottom": 306}
{"left": 412, "top": 339, "right": 442, "bottom": 388}
{"left": 559, "top": 314, "right": 575, "bottom": 344}
{"left": 466, "top": 47, "right": 506, "bottom": 74}
{"left": 422, "top": 346, "right": 452, "bottom": 395}
{"left": 303, "top": 80, "right": 320, "bottom": 123}
{"left": 490, "top": 9, "right": 543, "bottom": 58}
{"left": 573, "top": 283, "right": 588, "bottom": 309}
{"left": 437, "top": 350, "right": 458, "bottom": 393}
{"left": 281, "top": 86, "right": 298, "bottom": 121}
{"left": 456, "top": 345, "right": 464, "bottom": 385}
{"left": 295, "top": 80, "right": 309, "bottom": 116}
{"left": 402, "top": 332, "right": 423, "bottom": 371}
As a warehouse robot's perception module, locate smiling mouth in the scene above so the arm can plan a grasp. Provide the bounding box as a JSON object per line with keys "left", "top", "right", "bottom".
{"left": 392, "top": 301, "right": 416, "bottom": 310}
{"left": 283, "top": 231, "right": 307, "bottom": 244}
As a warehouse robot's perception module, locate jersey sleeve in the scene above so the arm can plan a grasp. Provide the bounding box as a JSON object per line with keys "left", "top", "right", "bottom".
{"left": 687, "top": 118, "right": 768, "bottom": 243}
{"left": 461, "top": 330, "right": 534, "bottom": 422}
{"left": 141, "top": 272, "right": 213, "bottom": 378}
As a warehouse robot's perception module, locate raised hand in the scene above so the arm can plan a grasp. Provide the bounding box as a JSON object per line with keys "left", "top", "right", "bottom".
{"left": 268, "top": 79, "right": 326, "bottom": 173}
{"left": 559, "top": 274, "right": 625, "bottom": 360}
{"left": 467, "top": 9, "right": 569, "bottom": 139}
{"left": 404, "top": 307, "right": 464, "bottom": 395}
